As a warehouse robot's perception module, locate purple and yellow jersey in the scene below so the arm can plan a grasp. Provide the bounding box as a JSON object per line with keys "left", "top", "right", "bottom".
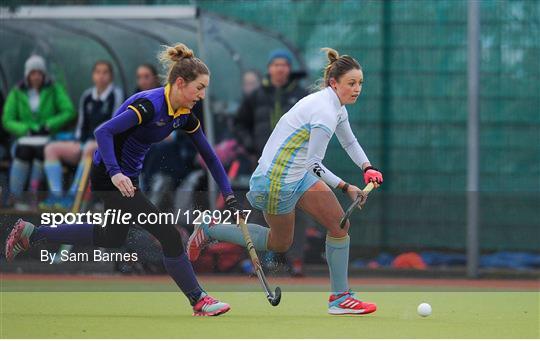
{"left": 93, "top": 84, "right": 232, "bottom": 196}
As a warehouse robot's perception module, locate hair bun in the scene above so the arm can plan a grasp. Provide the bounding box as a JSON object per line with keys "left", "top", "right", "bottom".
{"left": 158, "top": 43, "right": 209, "bottom": 85}
{"left": 167, "top": 43, "right": 194, "bottom": 62}
{"left": 321, "top": 47, "right": 339, "bottom": 64}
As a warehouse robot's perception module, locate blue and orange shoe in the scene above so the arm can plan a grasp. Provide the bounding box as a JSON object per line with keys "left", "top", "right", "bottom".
{"left": 5, "top": 219, "right": 35, "bottom": 261}
{"left": 328, "top": 291, "right": 377, "bottom": 315}
{"left": 192, "top": 294, "right": 231, "bottom": 316}
{"left": 186, "top": 221, "right": 214, "bottom": 262}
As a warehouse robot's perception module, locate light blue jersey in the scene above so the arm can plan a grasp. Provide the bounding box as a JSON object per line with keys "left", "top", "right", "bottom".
{"left": 247, "top": 87, "right": 370, "bottom": 214}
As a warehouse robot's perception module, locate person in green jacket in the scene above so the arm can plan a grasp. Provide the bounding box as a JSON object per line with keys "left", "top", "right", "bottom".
{"left": 2, "top": 55, "right": 75, "bottom": 208}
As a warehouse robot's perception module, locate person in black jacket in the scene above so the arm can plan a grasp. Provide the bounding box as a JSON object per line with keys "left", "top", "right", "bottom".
{"left": 235, "top": 49, "right": 307, "bottom": 165}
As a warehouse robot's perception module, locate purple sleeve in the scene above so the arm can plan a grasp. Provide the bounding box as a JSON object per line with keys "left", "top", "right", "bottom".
{"left": 188, "top": 129, "right": 233, "bottom": 197}
{"left": 94, "top": 109, "right": 139, "bottom": 177}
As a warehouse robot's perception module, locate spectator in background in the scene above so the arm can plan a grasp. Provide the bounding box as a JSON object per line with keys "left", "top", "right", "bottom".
{"left": 236, "top": 49, "right": 307, "bottom": 165}
{"left": 41, "top": 60, "right": 123, "bottom": 210}
{"left": 242, "top": 69, "right": 261, "bottom": 98}
{"left": 133, "top": 63, "right": 160, "bottom": 94}
{"left": 2, "top": 55, "right": 75, "bottom": 210}
{"left": 235, "top": 50, "right": 309, "bottom": 276}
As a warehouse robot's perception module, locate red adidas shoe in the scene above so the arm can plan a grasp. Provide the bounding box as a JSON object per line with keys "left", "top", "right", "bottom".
{"left": 328, "top": 291, "right": 377, "bottom": 315}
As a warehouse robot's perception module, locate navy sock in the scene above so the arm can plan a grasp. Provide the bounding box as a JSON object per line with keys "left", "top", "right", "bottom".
{"left": 30, "top": 223, "right": 94, "bottom": 245}
{"left": 162, "top": 254, "right": 204, "bottom": 305}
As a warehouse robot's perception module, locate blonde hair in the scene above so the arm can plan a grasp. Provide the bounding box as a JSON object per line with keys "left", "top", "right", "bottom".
{"left": 321, "top": 47, "right": 361, "bottom": 88}
{"left": 158, "top": 43, "right": 209, "bottom": 84}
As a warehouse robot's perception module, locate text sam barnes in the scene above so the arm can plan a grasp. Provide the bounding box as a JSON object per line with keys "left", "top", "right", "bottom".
{"left": 41, "top": 250, "right": 138, "bottom": 264}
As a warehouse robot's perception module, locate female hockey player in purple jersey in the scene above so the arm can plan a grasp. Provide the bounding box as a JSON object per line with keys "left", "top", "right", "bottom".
{"left": 5, "top": 43, "right": 239, "bottom": 317}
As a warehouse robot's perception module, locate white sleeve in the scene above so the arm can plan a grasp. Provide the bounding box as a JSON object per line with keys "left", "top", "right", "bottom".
{"left": 335, "top": 115, "right": 369, "bottom": 168}
{"left": 305, "top": 127, "right": 342, "bottom": 188}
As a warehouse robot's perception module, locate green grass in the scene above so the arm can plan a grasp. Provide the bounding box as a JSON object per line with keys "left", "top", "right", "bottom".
{"left": 1, "top": 280, "right": 538, "bottom": 338}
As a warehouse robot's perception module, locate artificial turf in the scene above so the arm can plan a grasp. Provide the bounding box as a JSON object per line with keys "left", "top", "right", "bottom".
{"left": 1, "top": 278, "right": 538, "bottom": 338}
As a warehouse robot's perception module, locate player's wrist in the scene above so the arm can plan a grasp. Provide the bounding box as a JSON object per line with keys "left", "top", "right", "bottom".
{"left": 363, "top": 165, "right": 379, "bottom": 172}
{"left": 225, "top": 195, "right": 239, "bottom": 210}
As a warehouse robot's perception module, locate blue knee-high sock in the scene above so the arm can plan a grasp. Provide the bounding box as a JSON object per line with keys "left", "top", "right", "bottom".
{"left": 326, "top": 235, "right": 350, "bottom": 294}
{"left": 30, "top": 223, "right": 94, "bottom": 245}
{"left": 44, "top": 161, "right": 64, "bottom": 197}
{"left": 163, "top": 254, "right": 204, "bottom": 305}
{"left": 9, "top": 158, "right": 30, "bottom": 198}
{"left": 205, "top": 223, "right": 269, "bottom": 251}
{"left": 68, "top": 159, "right": 85, "bottom": 196}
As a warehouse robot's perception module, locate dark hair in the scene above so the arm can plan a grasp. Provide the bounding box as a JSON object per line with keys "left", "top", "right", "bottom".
{"left": 92, "top": 60, "right": 114, "bottom": 77}
{"left": 158, "top": 43, "right": 209, "bottom": 84}
{"left": 138, "top": 63, "right": 158, "bottom": 77}
{"left": 321, "top": 47, "right": 361, "bottom": 87}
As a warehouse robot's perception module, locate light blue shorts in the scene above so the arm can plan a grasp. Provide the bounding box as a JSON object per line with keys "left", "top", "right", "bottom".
{"left": 246, "top": 165, "right": 319, "bottom": 215}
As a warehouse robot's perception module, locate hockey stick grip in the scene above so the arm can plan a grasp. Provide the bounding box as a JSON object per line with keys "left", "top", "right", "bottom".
{"left": 339, "top": 182, "right": 376, "bottom": 228}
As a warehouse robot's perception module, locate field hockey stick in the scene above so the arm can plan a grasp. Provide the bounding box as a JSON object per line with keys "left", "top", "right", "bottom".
{"left": 238, "top": 218, "right": 282, "bottom": 306}
{"left": 71, "top": 156, "right": 93, "bottom": 213}
{"left": 339, "top": 182, "right": 375, "bottom": 229}
{"left": 55, "top": 157, "right": 93, "bottom": 262}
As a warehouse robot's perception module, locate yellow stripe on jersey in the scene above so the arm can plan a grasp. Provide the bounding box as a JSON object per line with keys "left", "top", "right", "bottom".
{"left": 267, "top": 128, "right": 310, "bottom": 214}
{"left": 128, "top": 105, "right": 143, "bottom": 125}
{"left": 164, "top": 84, "right": 191, "bottom": 118}
{"left": 184, "top": 119, "right": 201, "bottom": 134}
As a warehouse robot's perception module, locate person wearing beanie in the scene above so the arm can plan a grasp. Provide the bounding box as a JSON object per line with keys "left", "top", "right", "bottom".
{"left": 235, "top": 49, "right": 309, "bottom": 277}
{"left": 236, "top": 48, "right": 307, "bottom": 161}
{"left": 267, "top": 49, "right": 293, "bottom": 66}
{"left": 2, "top": 54, "right": 75, "bottom": 209}
{"left": 24, "top": 55, "right": 47, "bottom": 81}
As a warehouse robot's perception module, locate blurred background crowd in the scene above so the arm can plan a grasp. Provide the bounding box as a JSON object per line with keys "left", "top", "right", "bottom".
{"left": 1, "top": 0, "right": 538, "bottom": 278}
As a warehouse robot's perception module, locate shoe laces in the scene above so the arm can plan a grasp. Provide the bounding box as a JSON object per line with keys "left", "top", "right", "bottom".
{"left": 333, "top": 291, "right": 361, "bottom": 302}
{"left": 336, "top": 291, "right": 353, "bottom": 298}
{"left": 202, "top": 295, "right": 219, "bottom": 305}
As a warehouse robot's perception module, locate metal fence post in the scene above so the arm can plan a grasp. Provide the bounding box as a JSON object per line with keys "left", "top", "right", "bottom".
{"left": 467, "top": 0, "right": 480, "bottom": 278}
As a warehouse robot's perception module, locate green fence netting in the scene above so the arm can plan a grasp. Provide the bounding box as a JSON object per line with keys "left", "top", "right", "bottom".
{"left": 2, "top": 1, "right": 539, "bottom": 252}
